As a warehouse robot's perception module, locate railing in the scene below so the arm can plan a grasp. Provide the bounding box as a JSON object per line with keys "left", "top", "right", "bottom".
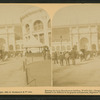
{"left": 23, "top": 54, "right": 43, "bottom": 86}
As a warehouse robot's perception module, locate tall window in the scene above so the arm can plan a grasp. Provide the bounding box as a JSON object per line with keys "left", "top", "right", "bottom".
{"left": 48, "top": 19, "right": 51, "bottom": 28}
{"left": 34, "top": 20, "right": 43, "bottom": 31}
{"left": 25, "top": 24, "right": 30, "bottom": 34}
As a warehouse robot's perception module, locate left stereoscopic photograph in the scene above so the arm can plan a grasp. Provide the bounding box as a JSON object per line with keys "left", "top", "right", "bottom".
{"left": 0, "top": 5, "right": 51, "bottom": 87}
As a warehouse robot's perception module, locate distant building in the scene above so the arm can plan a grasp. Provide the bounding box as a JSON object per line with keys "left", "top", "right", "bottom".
{"left": 20, "top": 7, "right": 51, "bottom": 53}
{"left": 0, "top": 24, "right": 22, "bottom": 52}
{"left": 52, "top": 26, "right": 72, "bottom": 52}
{"left": 52, "top": 24, "right": 100, "bottom": 52}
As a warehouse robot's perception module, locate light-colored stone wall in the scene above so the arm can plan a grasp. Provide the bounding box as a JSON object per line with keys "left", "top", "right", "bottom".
{"left": 21, "top": 8, "right": 51, "bottom": 53}
{"left": 52, "top": 24, "right": 99, "bottom": 52}
{"left": 0, "top": 25, "right": 15, "bottom": 51}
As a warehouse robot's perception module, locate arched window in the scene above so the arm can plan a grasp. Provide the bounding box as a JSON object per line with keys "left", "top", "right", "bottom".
{"left": 34, "top": 20, "right": 43, "bottom": 31}
{"left": 92, "top": 44, "right": 96, "bottom": 50}
{"left": 80, "top": 37, "right": 88, "bottom": 50}
{"left": 0, "top": 38, "right": 5, "bottom": 50}
{"left": 9, "top": 45, "right": 13, "bottom": 51}
{"left": 25, "top": 24, "right": 30, "bottom": 34}
{"left": 48, "top": 19, "right": 51, "bottom": 28}
{"left": 16, "top": 45, "right": 20, "bottom": 50}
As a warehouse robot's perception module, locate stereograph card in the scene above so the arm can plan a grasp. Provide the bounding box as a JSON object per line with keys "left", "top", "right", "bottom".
{"left": 0, "top": 3, "right": 100, "bottom": 95}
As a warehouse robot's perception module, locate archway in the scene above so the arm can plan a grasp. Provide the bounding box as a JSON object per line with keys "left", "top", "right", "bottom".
{"left": 92, "top": 44, "right": 96, "bottom": 50}
{"left": 80, "top": 38, "right": 89, "bottom": 50}
{"left": 0, "top": 38, "right": 5, "bottom": 50}
{"left": 73, "top": 45, "right": 77, "bottom": 51}
{"left": 34, "top": 20, "right": 43, "bottom": 31}
{"left": 9, "top": 45, "right": 13, "bottom": 51}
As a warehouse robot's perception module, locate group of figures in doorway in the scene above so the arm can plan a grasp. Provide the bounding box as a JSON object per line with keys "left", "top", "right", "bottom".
{"left": 52, "top": 46, "right": 100, "bottom": 66}
{"left": 0, "top": 46, "right": 51, "bottom": 63}
{"left": 42, "top": 47, "right": 51, "bottom": 60}
{"left": 25, "top": 46, "right": 51, "bottom": 60}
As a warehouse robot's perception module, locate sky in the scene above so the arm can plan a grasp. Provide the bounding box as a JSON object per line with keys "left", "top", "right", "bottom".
{"left": 52, "top": 5, "right": 100, "bottom": 26}
{"left": 0, "top": 5, "right": 35, "bottom": 24}
{"left": 1, "top": 4, "right": 100, "bottom": 26}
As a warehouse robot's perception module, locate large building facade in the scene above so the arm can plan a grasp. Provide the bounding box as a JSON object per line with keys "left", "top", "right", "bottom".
{"left": 52, "top": 24, "right": 100, "bottom": 52}
{"left": 0, "top": 24, "right": 22, "bottom": 52}
{"left": 20, "top": 7, "right": 51, "bottom": 53}
{"left": 0, "top": 24, "right": 16, "bottom": 51}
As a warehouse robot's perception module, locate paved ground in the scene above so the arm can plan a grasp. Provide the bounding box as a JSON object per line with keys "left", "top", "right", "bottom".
{"left": 0, "top": 57, "right": 26, "bottom": 87}
{"left": 0, "top": 56, "right": 51, "bottom": 87}
{"left": 26, "top": 60, "right": 51, "bottom": 86}
{"left": 53, "top": 56, "right": 100, "bottom": 86}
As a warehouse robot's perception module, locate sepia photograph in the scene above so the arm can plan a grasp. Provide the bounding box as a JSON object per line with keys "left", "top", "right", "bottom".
{"left": 0, "top": 5, "right": 51, "bottom": 87}
{"left": 52, "top": 5, "right": 100, "bottom": 86}
{"left": 1, "top": 3, "right": 100, "bottom": 95}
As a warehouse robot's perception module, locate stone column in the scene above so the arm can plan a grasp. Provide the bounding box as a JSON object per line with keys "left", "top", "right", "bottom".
{"left": 12, "top": 25, "right": 16, "bottom": 51}
{"left": 70, "top": 27, "right": 73, "bottom": 49}
{"left": 89, "top": 25, "right": 92, "bottom": 50}
{"left": 5, "top": 26, "right": 9, "bottom": 51}
{"left": 43, "top": 18, "right": 49, "bottom": 47}
{"left": 77, "top": 26, "right": 80, "bottom": 51}
{"left": 95, "top": 25, "right": 99, "bottom": 51}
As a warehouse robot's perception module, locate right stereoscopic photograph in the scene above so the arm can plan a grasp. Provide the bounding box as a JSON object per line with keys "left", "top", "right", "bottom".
{"left": 52, "top": 5, "right": 100, "bottom": 86}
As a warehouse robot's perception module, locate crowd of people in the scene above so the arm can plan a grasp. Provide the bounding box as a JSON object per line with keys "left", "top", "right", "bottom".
{"left": 24, "top": 46, "right": 51, "bottom": 60}
{"left": 0, "top": 50, "right": 23, "bottom": 62}
{"left": 0, "top": 45, "right": 52, "bottom": 62}
{"left": 52, "top": 47, "right": 100, "bottom": 66}
{"left": 42, "top": 47, "right": 51, "bottom": 60}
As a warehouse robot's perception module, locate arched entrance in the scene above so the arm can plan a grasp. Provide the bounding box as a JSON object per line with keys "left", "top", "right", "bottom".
{"left": 73, "top": 45, "right": 77, "bottom": 51}
{"left": 92, "top": 44, "right": 96, "bottom": 50}
{"left": 0, "top": 38, "right": 5, "bottom": 50}
{"left": 80, "top": 38, "right": 89, "bottom": 50}
{"left": 9, "top": 45, "right": 13, "bottom": 51}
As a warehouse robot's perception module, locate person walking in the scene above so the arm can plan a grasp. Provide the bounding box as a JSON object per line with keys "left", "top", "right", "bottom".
{"left": 71, "top": 48, "right": 76, "bottom": 65}
{"left": 53, "top": 51, "right": 58, "bottom": 64}
{"left": 59, "top": 52, "right": 64, "bottom": 66}
{"left": 65, "top": 51, "right": 70, "bottom": 66}
{"left": 42, "top": 48, "right": 46, "bottom": 60}
{"left": 79, "top": 50, "right": 83, "bottom": 62}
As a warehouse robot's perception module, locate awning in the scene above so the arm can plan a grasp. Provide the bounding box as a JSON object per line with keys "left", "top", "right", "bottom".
{"left": 23, "top": 37, "right": 44, "bottom": 48}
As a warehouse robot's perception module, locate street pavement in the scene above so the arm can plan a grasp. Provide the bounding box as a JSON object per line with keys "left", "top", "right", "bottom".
{"left": 0, "top": 57, "right": 26, "bottom": 87}
{"left": 26, "top": 60, "right": 51, "bottom": 86}
{"left": 0, "top": 56, "right": 51, "bottom": 87}
{"left": 53, "top": 56, "right": 100, "bottom": 86}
